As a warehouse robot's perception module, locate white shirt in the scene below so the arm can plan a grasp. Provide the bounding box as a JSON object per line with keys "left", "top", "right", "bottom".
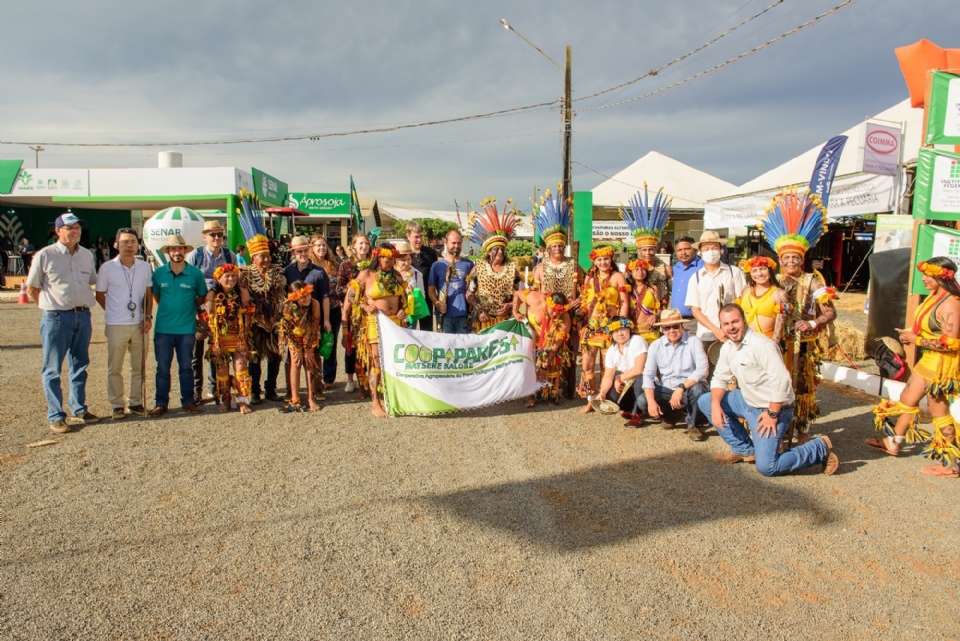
{"left": 26, "top": 242, "right": 97, "bottom": 311}
{"left": 96, "top": 257, "right": 152, "bottom": 325}
{"left": 710, "top": 328, "right": 795, "bottom": 408}
{"left": 683, "top": 263, "right": 747, "bottom": 341}
{"left": 604, "top": 334, "right": 649, "bottom": 374}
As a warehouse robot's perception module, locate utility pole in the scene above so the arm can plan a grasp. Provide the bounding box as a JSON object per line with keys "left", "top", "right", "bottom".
{"left": 29, "top": 146, "right": 44, "bottom": 168}
{"left": 563, "top": 45, "right": 573, "bottom": 241}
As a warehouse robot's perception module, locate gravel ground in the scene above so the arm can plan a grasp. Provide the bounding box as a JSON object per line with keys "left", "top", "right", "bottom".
{"left": 2, "top": 301, "right": 958, "bottom": 640}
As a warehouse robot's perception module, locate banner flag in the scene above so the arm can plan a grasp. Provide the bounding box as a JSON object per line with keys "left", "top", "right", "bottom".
{"left": 808, "top": 135, "right": 848, "bottom": 209}
{"left": 913, "top": 148, "right": 960, "bottom": 221}
{"left": 378, "top": 316, "right": 542, "bottom": 416}
{"left": 350, "top": 175, "right": 364, "bottom": 232}
{"left": 912, "top": 223, "right": 960, "bottom": 294}
{"left": 925, "top": 71, "right": 960, "bottom": 146}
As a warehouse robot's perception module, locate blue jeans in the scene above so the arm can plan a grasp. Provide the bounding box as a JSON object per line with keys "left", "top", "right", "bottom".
{"left": 636, "top": 381, "right": 709, "bottom": 427}
{"left": 322, "top": 308, "right": 341, "bottom": 384}
{"left": 40, "top": 309, "right": 92, "bottom": 422}
{"left": 441, "top": 314, "right": 469, "bottom": 334}
{"left": 154, "top": 333, "right": 196, "bottom": 408}
{"left": 697, "top": 389, "right": 827, "bottom": 476}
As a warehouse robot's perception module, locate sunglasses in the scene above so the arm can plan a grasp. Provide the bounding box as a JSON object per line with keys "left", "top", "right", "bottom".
{"left": 662, "top": 325, "right": 682, "bottom": 331}
{"left": 206, "top": 232, "right": 224, "bottom": 238}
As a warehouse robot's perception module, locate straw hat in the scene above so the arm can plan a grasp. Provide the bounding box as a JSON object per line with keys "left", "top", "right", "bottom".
{"left": 591, "top": 399, "right": 621, "bottom": 415}
{"left": 694, "top": 230, "right": 723, "bottom": 249}
{"left": 202, "top": 220, "right": 226, "bottom": 234}
{"left": 160, "top": 234, "right": 194, "bottom": 253}
{"left": 654, "top": 308, "right": 686, "bottom": 326}
{"left": 394, "top": 241, "right": 414, "bottom": 255}
{"left": 289, "top": 235, "right": 310, "bottom": 249}
{"left": 878, "top": 336, "right": 906, "bottom": 358}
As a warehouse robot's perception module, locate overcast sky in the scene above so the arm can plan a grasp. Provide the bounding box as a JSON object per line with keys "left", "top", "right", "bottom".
{"left": 1, "top": 0, "right": 957, "bottom": 211}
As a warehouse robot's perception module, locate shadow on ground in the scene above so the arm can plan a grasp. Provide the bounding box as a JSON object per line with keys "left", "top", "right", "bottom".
{"left": 427, "top": 450, "right": 836, "bottom": 551}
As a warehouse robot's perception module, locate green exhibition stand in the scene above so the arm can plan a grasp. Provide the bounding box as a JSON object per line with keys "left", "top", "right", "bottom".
{"left": 572, "top": 191, "right": 593, "bottom": 270}
{"left": 226, "top": 194, "right": 241, "bottom": 254}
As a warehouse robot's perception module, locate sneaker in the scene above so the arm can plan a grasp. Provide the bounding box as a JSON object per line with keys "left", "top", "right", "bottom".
{"left": 623, "top": 414, "right": 643, "bottom": 428}
{"left": 49, "top": 419, "right": 73, "bottom": 434}
{"left": 112, "top": 408, "right": 126, "bottom": 421}
{"left": 344, "top": 380, "right": 357, "bottom": 393}
{"left": 73, "top": 411, "right": 100, "bottom": 425}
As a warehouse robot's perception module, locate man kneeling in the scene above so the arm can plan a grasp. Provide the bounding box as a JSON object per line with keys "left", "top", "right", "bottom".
{"left": 697, "top": 304, "right": 839, "bottom": 476}
{"left": 633, "top": 308, "right": 709, "bottom": 437}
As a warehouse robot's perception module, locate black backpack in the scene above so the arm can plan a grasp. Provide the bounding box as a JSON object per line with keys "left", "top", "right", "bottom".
{"left": 873, "top": 340, "right": 907, "bottom": 382}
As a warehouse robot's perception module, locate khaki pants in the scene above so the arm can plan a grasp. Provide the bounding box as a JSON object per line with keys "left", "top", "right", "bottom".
{"left": 105, "top": 324, "right": 145, "bottom": 409}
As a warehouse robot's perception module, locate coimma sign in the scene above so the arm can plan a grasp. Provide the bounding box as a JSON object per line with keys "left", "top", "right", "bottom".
{"left": 866, "top": 130, "right": 898, "bottom": 155}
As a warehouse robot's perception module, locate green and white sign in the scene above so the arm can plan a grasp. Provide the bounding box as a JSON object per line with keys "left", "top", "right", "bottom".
{"left": 924, "top": 71, "right": 960, "bottom": 146}
{"left": 913, "top": 148, "right": 960, "bottom": 221}
{"left": 287, "top": 192, "right": 350, "bottom": 216}
{"left": 7, "top": 168, "right": 89, "bottom": 197}
{"left": 874, "top": 214, "right": 913, "bottom": 253}
{"left": 251, "top": 167, "right": 288, "bottom": 206}
{"left": 379, "top": 317, "right": 542, "bottom": 416}
{"left": 911, "top": 223, "right": 960, "bottom": 294}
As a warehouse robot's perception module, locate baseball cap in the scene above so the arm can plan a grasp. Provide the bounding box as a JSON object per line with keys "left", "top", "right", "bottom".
{"left": 55, "top": 213, "right": 86, "bottom": 229}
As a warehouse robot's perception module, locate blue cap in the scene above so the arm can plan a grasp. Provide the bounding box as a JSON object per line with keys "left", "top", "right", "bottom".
{"left": 55, "top": 213, "right": 86, "bottom": 229}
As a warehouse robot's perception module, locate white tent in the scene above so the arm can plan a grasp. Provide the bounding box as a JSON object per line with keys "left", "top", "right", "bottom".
{"left": 704, "top": 99, "right": 924, "bottom": 230}
{"left": 591, "top": 151, "right": 737, "bottom": 210}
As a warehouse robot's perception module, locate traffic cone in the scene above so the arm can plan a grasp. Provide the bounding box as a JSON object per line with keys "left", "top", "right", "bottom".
{"left": 17, "top": 281, "right": 29, "bottom": 305}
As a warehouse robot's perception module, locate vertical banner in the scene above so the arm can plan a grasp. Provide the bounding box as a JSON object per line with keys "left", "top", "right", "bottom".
{"left": 913, "top": 148, "right": 960, "bottom": 220}
{"left": 350, "top": 175, "right": 363, "bottom": 233}
{"left": 378, "top": 317, "right": 542, "bottom": 416}
{"left": 808, "top": 135, "right": 848, "bottom": 208}
{"left": 925, "top": 71, "right": 960, "bottom": 145}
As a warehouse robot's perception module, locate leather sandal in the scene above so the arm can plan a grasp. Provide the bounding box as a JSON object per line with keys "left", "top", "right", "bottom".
{"left": 865, "top": 437, "right": 899, "bottom": 456}
{"left": 919, "top": 464, "right": 959, "bottom": 478}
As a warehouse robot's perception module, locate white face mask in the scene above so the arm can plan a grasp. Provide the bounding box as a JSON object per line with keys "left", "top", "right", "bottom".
{"left": 701, "top": 250, "right": 721, "bottom": 265}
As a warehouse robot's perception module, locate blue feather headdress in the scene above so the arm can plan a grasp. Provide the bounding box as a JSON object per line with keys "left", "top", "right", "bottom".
{"left": 619, "top": 183, "right": 671, "bottom": 249}
{"left": 758, "top": 187, "right": 827, "bottom": 258}
{"left": 238, "top": 188, "right": 271, "bottom": 257}
{"left": 535, "top": 188, "right": 571, "bottom": 247}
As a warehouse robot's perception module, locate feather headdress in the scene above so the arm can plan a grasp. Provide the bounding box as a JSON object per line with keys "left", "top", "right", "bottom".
{"left": 237, "top": 188, "right": 271, "bottom": 257}
{"left": 759, "top": 187, "right": 828, "bottom": 258}
{"left": 620, "top": 183, "right": 671, "bottom": 249}
{"left": 470, "top": 197, "right": 518, "bottom": 252}
{"left": 535, "top": 188, "right": 571, "bottom": 247}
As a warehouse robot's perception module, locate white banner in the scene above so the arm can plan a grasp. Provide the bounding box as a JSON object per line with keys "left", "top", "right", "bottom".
{"left": 861, "top": 122, "right": 901, "bottom": 176}
{"left": 703, "top": 172, "right": 896, "bottom": 229}
{"left": 378, "top": 316, "right": 542, "bottom": 416}
{"left": 8, "top": 168, "right": 88, "bottom": 196}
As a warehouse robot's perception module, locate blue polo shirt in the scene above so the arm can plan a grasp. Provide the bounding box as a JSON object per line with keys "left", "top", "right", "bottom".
{"left": 152, "top": 263, "right": 208, "bottom": 335}
{"left": 671, "top": 256, "right": 704, "bottom": 317}
{"left": 428, "top": 257, "right": 474, "bottom": 317}
{"left": 283, "top": 262, "right": 330, "bottom": 303}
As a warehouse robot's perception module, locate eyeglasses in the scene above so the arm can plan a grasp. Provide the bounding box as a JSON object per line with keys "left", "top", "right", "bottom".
{"left": 663, "top": 325, "right": 682, "bottom": 331}
{"left": 207, "top": 233, "right": 224, "bottom": 239}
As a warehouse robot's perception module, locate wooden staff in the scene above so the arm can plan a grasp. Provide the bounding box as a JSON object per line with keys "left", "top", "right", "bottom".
{"left": 141, "top": 288, "right": 149, "bottom": 410}
{"left": 437, "top": 260, "right": 455, "bottom": 333}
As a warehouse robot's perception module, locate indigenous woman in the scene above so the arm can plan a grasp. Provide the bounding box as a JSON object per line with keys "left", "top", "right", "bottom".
{"left": 350, "top": 244, "right": 413, "bottom": 418}
{"left": 761, "top": 187, "right": 837, "bottom": 446}
{"left": 737, "top": 255, "right": 788, "bottom": 342}
{"left": 310, "top": 234, "right": 341, "bottom": 391}
{"left": 581, "top": 316, "right": 647, "bottom": 416}
{"left": 578, "top": 245, "right": 629, "bottom": 399}
{"left": 512, "top": 290, "right": 573, "bottom": 406}
{"left": 338, "top": 232, "right": 372, "bottom": 397}
{"left": 620, "top": 183, "right": 671, "bottom": 305}
{"left": 868, "top": 258, "right": 960, "bottom": 478}
{"left": 625, "top": 258, "right": 662, "bottom": 344}
{"left": 467, "top": 198, "right": 520, "bottom": 332}
{"left": 277, "top": 280, "right": 322, "bottom": 412}
{"left": 203, "top": 264, "right": 254, "bottom": 414}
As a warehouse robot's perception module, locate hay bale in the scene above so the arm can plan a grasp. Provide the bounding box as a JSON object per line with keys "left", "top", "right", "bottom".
{"left": 823, "top": 320, "right": 866, "bottom": 363}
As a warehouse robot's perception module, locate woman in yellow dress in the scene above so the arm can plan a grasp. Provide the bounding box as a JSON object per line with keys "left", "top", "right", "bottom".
{"left": 625, "top": 258, "right": 661, "bottom": 345}
{"left": 868, "top": 258, "right": 960, "bottom": 478}
{"left": 577, "top": 246, "right": 629, "bottom": 398}
{"left": 737, "top": 255, "right": 788, "bottom": 343}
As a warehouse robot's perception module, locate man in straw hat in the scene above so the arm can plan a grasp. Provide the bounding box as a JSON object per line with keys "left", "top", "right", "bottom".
{"left": 631, "top": 308, "right": 710, "bottom": 437}
{"left": 149, "top": 234, "right": 208, "bottom": 417}
{"left": 684, "top": 230, "right": 746, "bottom": 355}
{"left": 186, "top": 219, "right": 236, "bottom": 404}
{"left": 697, "top": 304, "right": 839, "bottom": 476}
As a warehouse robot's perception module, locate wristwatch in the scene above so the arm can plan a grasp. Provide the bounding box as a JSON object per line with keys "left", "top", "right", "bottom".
{"left": 676, "top": 384, "right": 686, "bottom": 391}
{"left": 145, "top": 314, "right": 153, "bottom": 320}
{"left": 766, "top": 410, "right": 780, "bottom": 419}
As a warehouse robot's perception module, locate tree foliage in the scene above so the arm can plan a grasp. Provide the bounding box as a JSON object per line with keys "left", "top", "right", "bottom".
{"left": 392, "top": 218, "right": 460, "bottom": 242}
{"left": 505, "top": 240, "right": 534, "bottom": 258}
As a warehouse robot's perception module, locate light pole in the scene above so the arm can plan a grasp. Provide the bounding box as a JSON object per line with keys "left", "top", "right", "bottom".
{"left": 500, "top": 19, "right": 573, "bottom": 240}
{"left": 29, "top": 145, "right": 44, "bottom": 168}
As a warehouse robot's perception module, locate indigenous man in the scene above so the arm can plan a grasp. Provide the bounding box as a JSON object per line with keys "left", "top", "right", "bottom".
{"left": 186, "top": 220, "right": 236, "bottom": 404}
{"left": 513, "top": 289, "right": 573, "bottom": 406}
{"left": 620, "top": 183, "right": 671, "bottom": 303}
{"left": 347, "top": 244, "right": 412, "bottom": 418}
{"left": 697, "top": 304, "right": 839, "bottom": 476}
{"left": 762, "top": 188, "right": 837, "bottom": 446}
{"left": 634, "top": 309, "right": 709, "bottom": 438}
{"left": 26, "top": 213, "right": 100, "bottom": 432}
{"left": 236, "top": 191, "right": 287, "bottom": 404}
{"left": 95, "top": 227, "right": 152, "bottom": 420}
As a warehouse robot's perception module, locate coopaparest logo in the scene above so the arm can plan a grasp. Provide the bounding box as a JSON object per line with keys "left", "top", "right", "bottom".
{"left": 393, "top": 335, "right": 520, "bottom": 370}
